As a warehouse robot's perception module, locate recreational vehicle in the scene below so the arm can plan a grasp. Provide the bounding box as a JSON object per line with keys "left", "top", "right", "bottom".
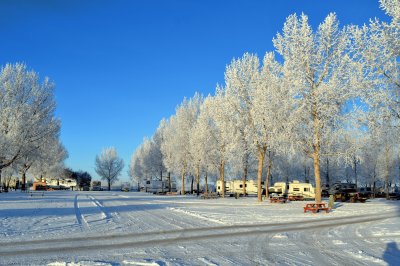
{"left": 268, "top": 182, "right": 287, "bottom": 195}
{"left": 144, "top": 180, "right": 177, "bottom": 194}
{"left": 269, "top": 180, "right": 315, "bottom": 200}
{"left": 216, "top": 180, "right": 265, "bottom": 196}
{"left": 287, "top": 180, "right": 315, "bottom": 199}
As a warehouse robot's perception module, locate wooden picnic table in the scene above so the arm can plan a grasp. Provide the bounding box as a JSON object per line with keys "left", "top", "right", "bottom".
{"left": 270, "top": 196, "right": 287, "bottom": 203}
{"left": 29, "top": 191, "right": 45, "bottom": 197}
{"left": 303, "top": 203, "right": 329, "bottom": 213}
{"left": 201, "top": 193, "right": 219, "bottom": 199}
{"left": 288, "top": 195, "right": 304, "bottom": 201}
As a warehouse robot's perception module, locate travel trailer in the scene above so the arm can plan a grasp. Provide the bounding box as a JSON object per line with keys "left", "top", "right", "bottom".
{"left": 287, "top": 180, "right": 315, "bottom": 199}
{"left": 144, "top": 179, "right": 177, "bottom": 194}
{"left": 268, "top": 182, "right": 287, "bottom": 195}
{"left": 216, "top": 180, "right": 265, "bottom": 196}
{"left": 269, "top": 180, "right": 315, "bottom": 200}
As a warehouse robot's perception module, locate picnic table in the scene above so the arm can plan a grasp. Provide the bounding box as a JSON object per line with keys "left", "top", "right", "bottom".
{"left": 200, "top": 192, "right": 219, "bottom": 199}
{"left": 270, "top": 196, "right": 287, "bottom": 203}
{"left": 288, "top": 195, "right": 304, "bottom": 201}
{"left": 303, "top": 203, "right": 329, "bottom": 213}
{"left": 29, "top": 191, "right": 45, "bottom": 197}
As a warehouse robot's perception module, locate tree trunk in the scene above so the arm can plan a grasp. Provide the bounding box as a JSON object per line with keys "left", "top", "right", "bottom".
{"left": 21, "top": 171, "right": 26, "bottom": 191}
{"left": 313, "top": 152, "right": 322, "bottom": 203}
{"left": 242, "top": 163, "right": 248, "bottom": 196}
{"left": 385, "top": 145, "right": 390, "bottom": 200}
{"left": 372, "top": 164, "right": 377, "bottom": 198}
{"left": 161, "top": 170, "right": 164, "bottom": 194}
{"left": 326, "top": 158, "right": 330, "bottom": 187}
{"left": 285, "top": 172, "right": 289, "bottom": 184}
{"left": 304, "top": 165, "right": 308, "bottom": 183}
{"left": 354, "top": 157, "right": 358, "bottom": 188}
{"left": 0, "top": 168, "right": 2, "bottom": 192}
{"left": 168, "top": 172, "right": 171, "bottom": 192}
{"left": 312, "top": 98, "right": 322, "bottom": 203}
{"left": 219, "top": 159, "right": 225, "bottom": 198}
{"left": 205, "top": 171, "right": 209, "bottom": 194}
{"left": 108, "top": 179, "right": 111, "bottom": 191}
{"left": 257, "top": 147, "right": 266, "bottom": 202}
{"left": 265, "top": 151, "right": 272, "bottom": 199}
{"left": 190, "top": 176, "right": 194, "bottom": 194}
{"left": 196, "top": 164, "right": 200, "bottom": 196}
{"left": 181, "top": 160, "right": 186, "bottom": 195}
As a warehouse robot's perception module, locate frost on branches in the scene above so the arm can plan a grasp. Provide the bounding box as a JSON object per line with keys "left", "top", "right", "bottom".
{"left": 130, "top": 0, "right": 399, "bottom": 200}
{"left": 0, "top": 63, "right": 64, "bottom": 190}
{"left": 95, "top": 147, "right": 124, "bottom": 191}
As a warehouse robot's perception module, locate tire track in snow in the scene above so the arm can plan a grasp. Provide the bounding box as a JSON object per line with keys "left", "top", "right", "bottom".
{"left": 74, "top": 194, "right": 89, "bottom": 231}
{"left": 0, "top": 212, "right": 398, "bottom": 257}
{"left": 2, "top": 211, "right": 397, "bottom": 247}
{"left": 112, "top": 195, "right": 203, "bottom": 231}
{"left": 87, "top": 195, "right": 112, "bottom": 221}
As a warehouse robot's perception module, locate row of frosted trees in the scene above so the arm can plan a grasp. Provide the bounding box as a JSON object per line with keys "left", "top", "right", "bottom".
{"left": 0, "top": 63, "right": 67, "bottom": 191}
{"left": 130, "top": 0, "right": 399, "bottom": 202}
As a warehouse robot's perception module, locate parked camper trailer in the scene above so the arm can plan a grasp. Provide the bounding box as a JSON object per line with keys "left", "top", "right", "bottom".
{"left": 216, "top": 180, "right": 264, "bottom": 196}
{"left": 144, "top": 180, "right": 177, "bottom": 194}
{"left": 287, "top": 180, "right": 315, "bottom": 199}
{"left": 268, "top": 182, "right": 287, "bottom": 195}
{"left": 269, "top": 180, "right": 315, "bottom": 200}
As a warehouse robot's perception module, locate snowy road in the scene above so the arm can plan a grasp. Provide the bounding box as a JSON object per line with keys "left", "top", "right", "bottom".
{"left": 0, "top": 191, "right": 399, "bottom": 265}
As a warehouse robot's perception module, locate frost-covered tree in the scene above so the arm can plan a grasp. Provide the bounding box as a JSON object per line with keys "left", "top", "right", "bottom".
{"left": 151, "top": 124, "right": 168, "bottom": 182}
{"left": 348, "top": 0, "right": 400, "bottom": 198}
{"left": 95, "top": 147, "right": 124, "bottom": 191}
{"left": 201, "top": 92, "right": 234, "bottom": 198}
{"left": 349, "top": 1, "right": 399, "bottom": 121}
{"left": 224, "top": 52, "right": 290, "bottom": 201}
{"left": 226, "top": 122, "right": 255, "bottom": 196}
{"left": 1, "top": 163, "right": 17, "bottom": 191}
{"left": 189, "top": 95, "right": 226, "bottom": 195}
{"left": 369, "top": 107, "right": 399, "bottom": 198}
{"left": 129, "top": 131, "right": 168, "bottom": 191}
{"left": 161, "top": 93, "right": 202, "bottom": 194}
{"left": 189, "top": 111, "right": 208, "bottom": 195}
{"left": 273, "top": 13, "right": 364, "bottom": 203}
{"left": 0, "top": 63, "right": 61, "bottom": 189}
{"left": 39, "top": 140, "right": 68, "bottom": 184}
{"left": 128, "top": 147, "right": 144, "bottom": 190}
{"left": 20, "top": 135, "right": 67, "bottom": 189}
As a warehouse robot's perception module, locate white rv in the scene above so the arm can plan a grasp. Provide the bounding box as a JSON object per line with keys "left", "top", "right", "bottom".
{"left": 269, "top": 180, "right": 315, "bottom": 199}
{"left": 268, "top": 182, "right": 287, "bottom": 195}
{"left": 288, "top": 180, "right": 315, "bottom": 199}
{"left": 144, "top": 180, "right": 177, "bottom": 194}
{"left": 216, "top": 180, "right": 264, "bottom": 196}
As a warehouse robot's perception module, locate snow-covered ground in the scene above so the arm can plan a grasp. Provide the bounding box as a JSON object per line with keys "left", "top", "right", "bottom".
{"left": 0, "top": 191, "right": 399, "bottom": 266}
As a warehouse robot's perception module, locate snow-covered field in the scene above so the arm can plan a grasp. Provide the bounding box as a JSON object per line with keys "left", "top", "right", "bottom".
{"left": 0, "top": 191, "right": 399, "bottom": 266}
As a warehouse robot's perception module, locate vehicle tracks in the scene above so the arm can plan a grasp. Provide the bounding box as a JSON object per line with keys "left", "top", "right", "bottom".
{"left": 74, "top": 194, "right": 89, "bottom": 231}
{"left": 0, "top": 212, "right": 398, "bottom": 257}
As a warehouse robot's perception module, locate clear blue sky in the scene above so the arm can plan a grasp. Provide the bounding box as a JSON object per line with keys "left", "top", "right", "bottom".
{"left": 0, "top": 0, "right": 388, "bottom": 183}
